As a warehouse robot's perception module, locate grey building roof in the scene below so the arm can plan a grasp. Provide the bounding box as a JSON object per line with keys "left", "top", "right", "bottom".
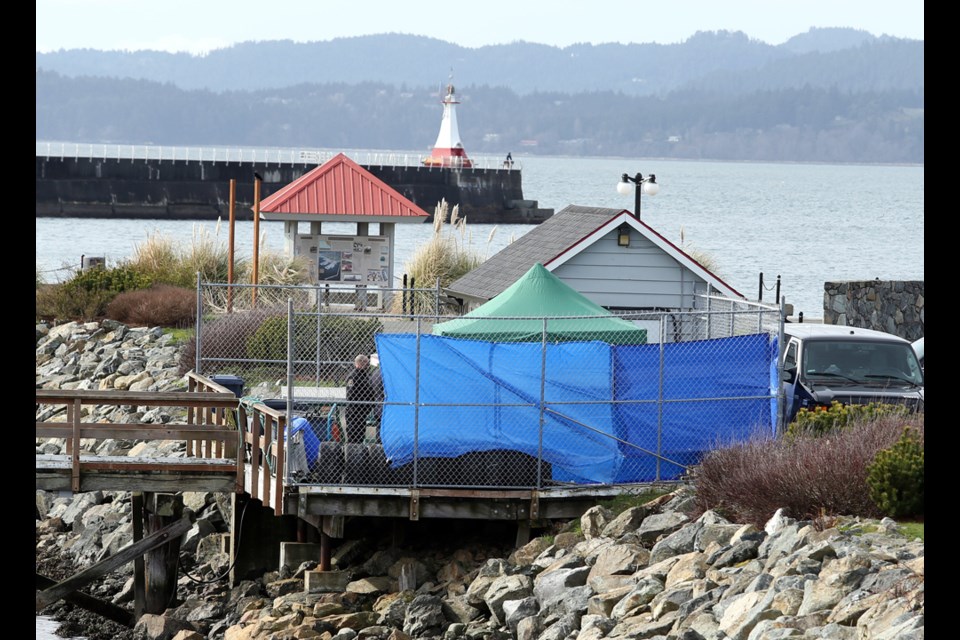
{"left": 446, "top": 205, "right": 626, "bottom": 302}
{"left": 446, "top": 204, "right": 745, "bottom": 305}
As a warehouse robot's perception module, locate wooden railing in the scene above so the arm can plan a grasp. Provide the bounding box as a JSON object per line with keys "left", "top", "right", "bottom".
{"left": 249, "top": 403, "right": 287, "bottom": 514}
{"left": 187, "top": 374, "right": 288, "bottom": 514}
{"left": 36, "top": 372, "right": 245, "bottom": 494}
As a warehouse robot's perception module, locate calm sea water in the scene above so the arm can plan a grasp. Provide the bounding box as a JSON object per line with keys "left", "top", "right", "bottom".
{"left": 35, "top": 153, "right": 924, "bottom": 321}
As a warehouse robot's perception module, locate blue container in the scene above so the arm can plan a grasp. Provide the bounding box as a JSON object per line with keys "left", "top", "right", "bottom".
{"left": 210, "top": 374, "right": 244, "bottom": 398}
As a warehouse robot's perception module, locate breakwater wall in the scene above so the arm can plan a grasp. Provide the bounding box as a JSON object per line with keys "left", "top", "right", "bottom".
{"left": 823, "top": 280, "right": 924, "bottom": 341}
{"left": 35, "top": 155, "right": 552, "bottom": 224}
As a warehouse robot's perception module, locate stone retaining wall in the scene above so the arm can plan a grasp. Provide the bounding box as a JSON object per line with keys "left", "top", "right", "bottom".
{"left": 823, "top": 280, "right": 924, "bottom": 341}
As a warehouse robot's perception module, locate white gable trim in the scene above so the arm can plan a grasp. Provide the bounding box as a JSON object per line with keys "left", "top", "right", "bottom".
{"left": 543, "top": 211, "right": 744, "bottom": 300}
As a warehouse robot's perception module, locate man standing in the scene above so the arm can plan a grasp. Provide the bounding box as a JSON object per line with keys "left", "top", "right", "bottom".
{"left": 344, "top": 354, "right": 375, "bottom": 443}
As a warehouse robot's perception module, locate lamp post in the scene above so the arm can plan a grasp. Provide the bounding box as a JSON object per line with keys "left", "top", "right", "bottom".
{"left": 616, "top": 172, "right": 659, "bottom": 218}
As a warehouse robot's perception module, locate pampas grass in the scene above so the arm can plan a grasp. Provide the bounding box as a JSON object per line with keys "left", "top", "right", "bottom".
{"left": 129, "top": 224, "right": 239, "bottom": 288}
{"left": 679, "top": 225, "right": 722, "bottom": 276}
{"left": 391, "top": 200, "right": 490, "bottom": 314}
{"left": 128, "top": 223, "right": 308, "bottom": 289}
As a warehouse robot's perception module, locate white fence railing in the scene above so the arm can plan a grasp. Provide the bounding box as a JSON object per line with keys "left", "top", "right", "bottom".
{"left": 35, "top": 141, "right": 521, "bottom": 171}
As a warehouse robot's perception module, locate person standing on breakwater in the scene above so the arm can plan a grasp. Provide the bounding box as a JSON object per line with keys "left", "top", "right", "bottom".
{"left": 344, "top": 354, "right": 375, "bottom": 443}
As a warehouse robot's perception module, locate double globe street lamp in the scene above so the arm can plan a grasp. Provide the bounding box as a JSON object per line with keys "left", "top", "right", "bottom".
{"left": 616, "top": 172, "right": 659, "bottom": 219}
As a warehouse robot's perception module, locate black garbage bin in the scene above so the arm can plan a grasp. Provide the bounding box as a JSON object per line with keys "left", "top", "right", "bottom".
{"left": 210, "top": 374, "right": 245, "bottom": 398}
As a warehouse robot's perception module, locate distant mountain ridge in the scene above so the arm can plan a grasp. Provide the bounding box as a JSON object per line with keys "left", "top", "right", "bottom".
{"left": 35, "top": 29, "right": 924, "bottom": 164}
{"left": 34, "top": 28, "right": 921, "bottom": 96}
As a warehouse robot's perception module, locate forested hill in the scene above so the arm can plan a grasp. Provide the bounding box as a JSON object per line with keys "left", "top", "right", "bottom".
{"left": 35, "top": 29, "right": 924, "bottom": 164}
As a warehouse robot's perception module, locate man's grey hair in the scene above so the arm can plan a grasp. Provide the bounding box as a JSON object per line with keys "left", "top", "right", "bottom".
{"left": 354, "top": 354, "right": 370, "bottom": 367}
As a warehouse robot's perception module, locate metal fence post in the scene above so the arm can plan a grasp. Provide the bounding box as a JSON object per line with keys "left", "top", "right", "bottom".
{"left": 194, "top": 272, "right": 203, "bottom": 375}
{"left": 538, "top": 318, "right": 548, "bottom": 490}
{"left": 657, "top": 315, "right": 666, "bottom": 482}
{"left": 285, "top": 298, "right": 294, "bottom": 482}
{"left": 776, "top": 297, "right": 787, "bottom": 436}
{"left": 413, "top": 317, "right": 422, "bottom": 487}
{"left": 705, "top": 289, "right": 712, "bottom": 339}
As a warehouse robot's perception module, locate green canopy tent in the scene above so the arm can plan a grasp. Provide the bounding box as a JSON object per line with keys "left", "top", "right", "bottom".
{"left": 433, "top": 263, "right": 647, "bottom": 344}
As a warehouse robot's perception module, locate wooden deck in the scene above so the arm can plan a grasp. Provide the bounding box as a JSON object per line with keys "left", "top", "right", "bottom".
{"left": 36, "top": 375, "right": 247, "bottom": 495}
{"left": 36, "top": 373, "right": 670, "bottom": 526}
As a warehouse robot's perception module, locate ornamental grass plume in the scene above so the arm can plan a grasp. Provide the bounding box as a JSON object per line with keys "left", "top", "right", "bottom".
{"left": 390, "top": 199, "right": 489, "bottom": 315}
{"left": 129, "top": 224, "right": 308, "bottom": 288}
{"left": 679, "top": 225, "right": 722, "bottom": 276}
{"left": 129, "top": 224, "right": 242, "bottom": 288}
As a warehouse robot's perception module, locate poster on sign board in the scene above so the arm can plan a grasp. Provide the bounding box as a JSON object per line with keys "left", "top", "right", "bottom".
{"left": 295, "top": 235, "right": 390, "bottom": 284}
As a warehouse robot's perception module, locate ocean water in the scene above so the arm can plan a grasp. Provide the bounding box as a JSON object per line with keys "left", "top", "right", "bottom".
{"left": 35, "top": 152, "right": 924, "bottom": 324}
{"left": 37, "top": 615, "right": 86, "bottom": 640}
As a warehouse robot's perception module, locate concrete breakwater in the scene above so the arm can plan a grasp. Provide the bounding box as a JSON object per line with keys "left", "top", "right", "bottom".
{"left": 35, "top": 155, "right": 553, "bottom": 224}
{"left": 36, "top": 319, "right": 924, "bottom": 640}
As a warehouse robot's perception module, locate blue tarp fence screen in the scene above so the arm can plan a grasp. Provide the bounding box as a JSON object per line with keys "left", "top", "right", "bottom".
{"left": 375, "top": 332, "right": 777, "bottom": 483}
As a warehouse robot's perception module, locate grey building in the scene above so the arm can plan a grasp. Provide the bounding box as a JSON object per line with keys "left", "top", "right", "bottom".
{"left": 446, "top": 205, "right": 744, "bottom": 313}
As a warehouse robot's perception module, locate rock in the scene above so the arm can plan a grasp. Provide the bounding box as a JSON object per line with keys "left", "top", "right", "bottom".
{"left": 35, "top": 320, "right": 925, "bottom": 640}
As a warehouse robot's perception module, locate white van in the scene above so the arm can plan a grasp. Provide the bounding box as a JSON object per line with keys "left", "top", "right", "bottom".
{"left": 780, "top": 324, "right": 924, "bottom": 424}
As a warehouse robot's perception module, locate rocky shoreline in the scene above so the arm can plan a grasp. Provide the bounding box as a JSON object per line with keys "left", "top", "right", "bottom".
{"left": 37, "top": 321, "right": 924, "bottom": 640}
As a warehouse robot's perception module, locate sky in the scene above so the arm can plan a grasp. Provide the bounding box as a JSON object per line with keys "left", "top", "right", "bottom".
{"left": 36, "top": 0, "right": 923, "bottom": 54}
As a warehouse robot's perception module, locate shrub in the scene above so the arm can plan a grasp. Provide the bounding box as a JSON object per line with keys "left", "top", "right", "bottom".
{"left": 105, "top": 284, "right": 197, "bottom": 327}
{"left": 34, "top": 264, "right": 152, "bottom": 322}
{"left": 866, "top": 426, "right": 924, "bottom": 518}
{"left": 246, "top": 313, "right": 382, "bottom": 382}
{"left": 178, "top": 307, "right": 284, "bottom": 376}
{"left": 787, "top": 400, "right": 915, "bottom": 438}
{"left": 691, "top": 413, "right": 923, "bottom": 528}
{"left": 70, "top": 263, "right": 152, "bottom": 295}
{"left": 179, "top": 307, "right": 382, "bottom": 387}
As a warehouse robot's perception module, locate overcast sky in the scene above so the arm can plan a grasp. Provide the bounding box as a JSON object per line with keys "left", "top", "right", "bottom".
{"left": 36, "top": 0, "right": 924, "bottom": 54}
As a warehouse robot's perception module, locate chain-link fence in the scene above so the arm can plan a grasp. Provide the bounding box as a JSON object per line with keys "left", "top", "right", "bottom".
{"left": 194, "top": 281, "right": 783, "bottom": 491}
{"left": 189, "top": 280, "right": 457, "bottom": 379}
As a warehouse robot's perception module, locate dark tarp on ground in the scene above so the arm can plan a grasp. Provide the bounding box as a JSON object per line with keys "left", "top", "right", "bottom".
{"left": 433, "top": 263, "right": 648, "bottom": 344}
{"left": 375, "top": 332, "right": 778, "bottom": 483}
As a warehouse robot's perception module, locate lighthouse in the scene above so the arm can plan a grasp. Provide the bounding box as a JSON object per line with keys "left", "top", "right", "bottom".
{"left": 422, "top": 82, "right": 473, "bottom": 168}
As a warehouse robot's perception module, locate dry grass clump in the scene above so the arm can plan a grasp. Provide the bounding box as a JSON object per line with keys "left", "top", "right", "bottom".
{"left": 691, "top": 413, "right": 924, "bottom": 528}
{"left": 246, "top": 249, "right": 311, "bottom": 287}
{"left": 129, "top": 225, "right": 309, "bottom": 290}
{"left": 128, "top": 226, "right": 235, "bottom": 288}
{"left": 105, "top": 285, "right": 197, "bottom": 328}
{"left": 389, "top": 200, "right": 492, "bottom": 314}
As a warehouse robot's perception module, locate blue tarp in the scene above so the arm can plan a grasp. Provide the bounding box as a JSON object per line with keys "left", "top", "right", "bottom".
{"left": 375, "top": 332, "right": 777, "bottom": 484}
{"left": 611, "top": 333, "right": 780, "bottom": 481}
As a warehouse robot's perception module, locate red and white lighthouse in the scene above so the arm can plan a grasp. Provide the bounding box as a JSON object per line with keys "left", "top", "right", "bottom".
{"left": 423, "top": 82, "right": 473, "bottom": 168}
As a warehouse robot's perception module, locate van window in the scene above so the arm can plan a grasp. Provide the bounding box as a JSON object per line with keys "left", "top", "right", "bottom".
{"left": 784, "top": 341, "right": 798, "bottom": 370}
